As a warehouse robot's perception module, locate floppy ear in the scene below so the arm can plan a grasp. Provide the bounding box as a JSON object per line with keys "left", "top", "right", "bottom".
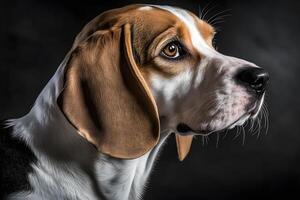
{"left": 57, "top": 24, "right": 160, "bottom": 159}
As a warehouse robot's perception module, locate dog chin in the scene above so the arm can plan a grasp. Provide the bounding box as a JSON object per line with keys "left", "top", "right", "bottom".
{"left": 175, "top": 92, "right": 265, "bottom": 136}
{"left": 176, "top": 113, "right": 250, "bottom": 136}
{"left": 215, "top": 93, "right": 266, "bottom": 130}
{"left": 176, "top": 106, "right": 258, "bottom": 136}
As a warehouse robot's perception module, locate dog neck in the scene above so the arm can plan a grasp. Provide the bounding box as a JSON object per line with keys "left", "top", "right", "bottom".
{"left": 7, "top": 59, "right": 171, "bottom": 200}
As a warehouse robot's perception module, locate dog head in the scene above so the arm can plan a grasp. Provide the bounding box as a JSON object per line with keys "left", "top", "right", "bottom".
{"left": 57, "top": 5, "right": 269, "bottom": 160}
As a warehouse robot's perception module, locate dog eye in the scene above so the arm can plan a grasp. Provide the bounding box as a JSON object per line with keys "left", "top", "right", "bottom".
{"left": 161, "top": 41, "right": 185, "bottom": 59}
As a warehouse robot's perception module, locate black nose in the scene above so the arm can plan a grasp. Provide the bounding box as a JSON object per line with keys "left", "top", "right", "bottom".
{"left": 235, "top": 67, "right": 269, "bottom": 95}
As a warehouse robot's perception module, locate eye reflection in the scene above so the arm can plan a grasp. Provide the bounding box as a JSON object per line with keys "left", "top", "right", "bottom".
{"left": 161, "top": 41, "right": 185, "bottom": 59}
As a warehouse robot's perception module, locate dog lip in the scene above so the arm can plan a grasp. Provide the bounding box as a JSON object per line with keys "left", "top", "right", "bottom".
{"left": 177, "top": 95, "right": 265, "bottom": 136}
{"left": 176, "top": 123, "right": 207, "bottom": 134}
{"left": 176, "top": 123, "right": 192, "bottom": 133}
{"left": 176, "top": 123, "right": 210, "bottom": 135}
{"left": 177, "top": 113, "right": 251, "bottom": 136}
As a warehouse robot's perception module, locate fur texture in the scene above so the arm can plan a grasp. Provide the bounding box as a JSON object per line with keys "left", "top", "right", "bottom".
{"left": 2, "top": 5, "right": 267, "bottom": 200}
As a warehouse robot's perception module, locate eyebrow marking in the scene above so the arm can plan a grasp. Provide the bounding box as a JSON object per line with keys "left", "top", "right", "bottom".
{"left": 153, "top": 5, "right": 216, "bottom": 58}
{"left": 138, "top": 6, "right": 153, "bottom": 11}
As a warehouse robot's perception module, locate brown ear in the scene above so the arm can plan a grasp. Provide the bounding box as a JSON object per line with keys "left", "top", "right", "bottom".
{"left": 175, "top": 134, "right": 193, "bottom": 161}
{"left": 57, "top": 24, "right": 160, "bottom": 159}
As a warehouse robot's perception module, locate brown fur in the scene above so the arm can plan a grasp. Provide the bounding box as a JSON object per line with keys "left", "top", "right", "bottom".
{"left": 58, "top": 25, "right": 159, "bottom": 158}
{"left": 57, "top": 5, "right": 215, "bottom": 159}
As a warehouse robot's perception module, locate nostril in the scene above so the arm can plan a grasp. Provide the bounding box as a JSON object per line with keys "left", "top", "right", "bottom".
{"left": 235, "top": 67, "right": 269, "bottom": 95}
{"left": 251, "top": 74, "right": 269, "bottom": 92}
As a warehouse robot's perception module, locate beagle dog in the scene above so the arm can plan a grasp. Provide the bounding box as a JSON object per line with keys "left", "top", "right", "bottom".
{"left": 0, "top": 4, "right": 269, "bottom": 200}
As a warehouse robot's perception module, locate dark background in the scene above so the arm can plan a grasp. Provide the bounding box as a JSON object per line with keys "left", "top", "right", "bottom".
{"left": 1, "top": 0, "right": 300, "bottom": 199}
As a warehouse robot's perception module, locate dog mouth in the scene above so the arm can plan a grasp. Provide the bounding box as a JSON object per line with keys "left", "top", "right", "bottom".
{"left": 176, "top": 113, "right": 250, "bottom": 136}
{"left": 176, "top": 96, "right": 264, "bottom": 136}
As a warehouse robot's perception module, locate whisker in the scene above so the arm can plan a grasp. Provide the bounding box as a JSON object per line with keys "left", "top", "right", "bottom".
{"left": 202, "top": 135, "right": 205, "bottom": 146}
{"left": 244, "top": 119, "right": 249, "bottom": 127}
{"left": 207, "top": 10, "right": 232, "bottom": 24}
{"left": 252, "top": 117, "right": 260, "bottom": 136}
{"left": 223, "top": 128, "right": 229, "bottom": 139}
{"left": 202, "top": 4, "right": 218, "bottom": 21}
{"left": 198, "top": 1, "right": 214, "bottom": 19}
{"left": 249, "top": 118, "right": 255, "bottom": 133}
{"left": 210, "top": 15, "right": 232, "bottom": 27}
{"left": 262, "top": 104, "right": 269, "bottom": 135}
{"left": 209, "top": 14, "right": 232, "bottom": 25}
{"left": 211, "top": 20, "right": 227, "bottom": 26}
{"left": 205, "top": 135, "right": 210, "bottom": 145}
{"left": 265, "top": 106, "right": 270, "bottom": 135}
{"left": 241, "top": 126, "right": 246, "bottom": 145}
{"left": 198, "top": 4, "right": 202, "bottom": 19}
{"left": 216, "top": 133, "right": 220, "bottom": 148}
{"left": 256, "top": 113, "right": 262, "bottom": 139}
{"left": 233, "top": 126, "right": 241, "bottom": 140}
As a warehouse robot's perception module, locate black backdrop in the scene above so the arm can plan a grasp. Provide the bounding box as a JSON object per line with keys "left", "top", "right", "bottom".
{"left": 1, "top": 0, "right": 300, "bottom": 199}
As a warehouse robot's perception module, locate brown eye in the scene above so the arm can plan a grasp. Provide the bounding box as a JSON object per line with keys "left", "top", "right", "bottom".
{"left": 161, "top": 41, "right": 185, "bottom": 59}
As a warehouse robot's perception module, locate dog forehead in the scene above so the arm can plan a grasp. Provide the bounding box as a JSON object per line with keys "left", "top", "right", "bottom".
{"left": 133, "top": 5, "right": 183, "bottom": 36}
{"left": 93, "top": 5, "right": 213, "bottom": 44}
{"left": 74, "top": 5, "right": 180, "bottom": 46}
{"left": 150, "top": 5, "right": 216, "bottom": 57}
{"left": 132, "top": 5, "right": 216, "bottom": 61}
{"left": 74, "top": 5, "right": 215, "bottom": 60}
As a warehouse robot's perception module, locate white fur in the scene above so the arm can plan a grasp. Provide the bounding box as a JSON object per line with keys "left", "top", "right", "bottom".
{"left": 6, "top": 53, "right": 170, "bottom": 200}
{"left": 150, "top": 6, "right": 261, "bottom": 135}
{"left": 6, "top": 5, "right": 264, "bottom": 200}
{"left": 138, "top": 6, "right": 152, "bottom": 11}
{"left": 155, "top": 5, "right": 216, "bottom": 57}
